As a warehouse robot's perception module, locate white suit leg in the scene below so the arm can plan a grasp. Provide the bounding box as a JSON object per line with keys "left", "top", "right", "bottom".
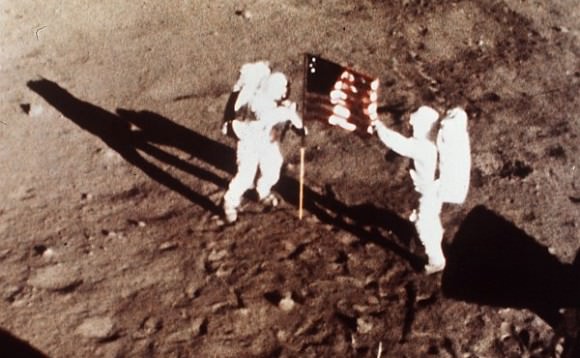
{"left": 223, "top": 140, "right": 259, "bottom": 221}
{"left": 415, "top": 188, "right": 445, "bottom": 273}
{"left": 256, "top": 141, "right": 283, "bottom": 200}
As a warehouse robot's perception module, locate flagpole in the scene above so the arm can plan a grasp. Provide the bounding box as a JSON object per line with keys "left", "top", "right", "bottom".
{"left": 299, "top": 53, "right": 308, "bottom": 220}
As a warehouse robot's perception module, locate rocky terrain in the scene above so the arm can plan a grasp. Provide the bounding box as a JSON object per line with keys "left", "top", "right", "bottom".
{"left": 0, "top": 0, "right": 579, "bottom": 357}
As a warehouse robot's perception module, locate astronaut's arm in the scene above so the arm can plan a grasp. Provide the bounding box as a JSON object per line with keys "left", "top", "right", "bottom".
{"left": 373, "top": 120, "right": 416, "bottom": 158}
{"left": 277, "top": 101, "right": 307, "bottom": 136}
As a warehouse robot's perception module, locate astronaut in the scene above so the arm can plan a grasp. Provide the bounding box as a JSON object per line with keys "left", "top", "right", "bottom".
{"left": 222, "top": 62, "right": 305, "bottom": 224}
{"left": 373, "top": 106, "right": 471, "bottom": 274}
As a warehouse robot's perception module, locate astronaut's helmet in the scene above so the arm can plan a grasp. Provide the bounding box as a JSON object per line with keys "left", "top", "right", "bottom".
{"left": 409, "top": 106, "right": 439, "bottom": 137}
{"left": 263, "top": 72, "right": 289, "bottom": 102}
{"left": 443, "top": 107, "right": 468, "bottom": 128}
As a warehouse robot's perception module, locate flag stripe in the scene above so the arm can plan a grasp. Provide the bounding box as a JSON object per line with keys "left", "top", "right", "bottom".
{"left": 304, "top": 54, "right": 378, "bottom": 136}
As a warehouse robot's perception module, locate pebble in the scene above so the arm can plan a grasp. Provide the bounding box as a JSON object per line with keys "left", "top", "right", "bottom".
{"left": 103, "top": 149, "right": 123, "bottom": 162}
{"left": 235, "top": 9, "right": 252, "bottom": 20}
{"left": 4, "top": 285, "right": 23, "bottom": 302}
{"left": 499, "top": 321, "right": 513, "bottom": 341}
{"left": 211, "top": 301, "right": 231, "bottom": 313}
{"left": 166, "top": 328, "right": 192, "bottom": 343}
{"left": 191, "top": 317, "right": 207, "bottom": 336}
{"left": 76, "top": 316, "right": 117, "bottom": 341}
{"left": 279, "top": 296, "right": 295, "bottom": 311}
{"left": 28, "top": 264, "right": 82, "bottom": 291}
{"left": 42, "top": 248, "right": 56, "bottom": 259}
{"left": 0, "top": 249, "right": 11, "bottom": 260}
{"left": 185, "top": 280, "right": 204, "bottom": 299}
{"left": 208, "top": 249, "right": 228, "bottom": 262}
{"left": 29, "top": 104, "right": 44, "bottom": 117}
{"left": 140, "top": 317, "right": 162, "bottom": 336}
{"left": 158, "top": 242, "right": 178, "bottom": 252}
{"left": 215, "top": 265, "right": 233, "bottom": 278}
{"left": 357, "top": 317, "right": 373, "bottom": 334}
{"left": 336, "top": 232, "right": 358, "bottom": 246}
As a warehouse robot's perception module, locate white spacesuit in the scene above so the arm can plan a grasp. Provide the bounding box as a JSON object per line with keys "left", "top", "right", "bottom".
{"left": 374, "top": 106, "right": 471, "bottom": 274}
{"left": 223, "top": 62, "right": 305, "bottom": 223}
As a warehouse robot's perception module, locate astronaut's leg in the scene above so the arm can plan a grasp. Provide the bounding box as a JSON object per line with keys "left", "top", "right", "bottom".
{"left": 256, "top": 141, "right": 284, "bottom": 206}
{"left": 415, "top": 191, "right": 445, "bottom": 274}
{"left": 223, "top": 141, "right": 259, "bottom": 223}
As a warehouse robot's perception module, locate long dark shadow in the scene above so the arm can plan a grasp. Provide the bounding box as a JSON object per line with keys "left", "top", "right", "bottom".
{"left": 0, "top": 327, "right": 49, "bottom": 358}
{"left": 28, "top": 79, "right": 421, "bottom": 267}
{"left": 442, "top": 205, "right": 580, "bottom": 329}
{"left": 27, "top": 79, "right": 222, "bottom": 215}
{"left": 276, "top": 178, "right": 424, "bottom": 269}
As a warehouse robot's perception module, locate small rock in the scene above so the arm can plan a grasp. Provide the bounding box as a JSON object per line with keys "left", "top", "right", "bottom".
{"left": 159, "top": 242, "right": 178, "bottom": 252}
{"left": 215, "top": 264, "right": 233, "bottom": 278}
{"left": 500, "top": 321, "right": 513, "bottom": 341}
{"left": 357, "top": 317, "right": 373, "bottom": 334}
{"left": 185, "top": 281, "right": 203, "bottom": 299}
{"left": 133, "top": 317, "right": 162, "bottom": 339}
{"left": 166, "top": 329, "right": 192, "bottom": 343}
{"left": 76, "top": 316, "right": 117, "bottom": 341}
{"left": 28, "top": 264, "right": 82, "bottom": 291}
{"left": 4, "top": 285, "right": 23, "bottom": 302}
{"left": 103, "top": 149, "right": 122, "bottom": 162}
{"left": 29, "top": 104, "right": 44, "bottom": 117}
{"left": 81, "top": 193, "right": 93, "bottom": 201}
{"left": 554, "top": 336, "right": 565, "bottom": 356}
{"left": 42, "top": 248, "right": 56, "bottom": 259}
{"left": 235, "top": 9, "right": 252, "bottom": 19}
{"left": 276, "top": 330, "right": 290, "bottom": 343}
{"left": 143, "top": 316, "right": 162, "bottom": 334}
{"left": 211, "top": 301, "right": 231, "bottom": 313}
{"left": 353, "top": 304, "right": 370, "bottom": 314}
{"left": 305, "top": 215, "right": 320, "bottom": 225}
{"left": 336, "top": 232, "right": 358, "bottom": 246}
{"left": 279, "top": 296, "right": 295, "bottom": 312}
{"left": 367, "top": 296, "right": 379, "bottom": 305}
{"left": 0, "top": 249, "right": 11, "bottom": 260}
{"left": 207, "top": 249, "right": 228, "bottom": 262}
{"left": 552, "top": 25, "right": 569, "bottom": 33}
{"left": 191, "top": 317, "right": 207, "bottom": 336}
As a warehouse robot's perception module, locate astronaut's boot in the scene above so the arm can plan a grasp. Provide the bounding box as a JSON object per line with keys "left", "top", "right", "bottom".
{"left": 424, "top": 246, "right": 446, "bottom": 274}
{"left": 260, "top": 193, "right": 279, "bottom": 208}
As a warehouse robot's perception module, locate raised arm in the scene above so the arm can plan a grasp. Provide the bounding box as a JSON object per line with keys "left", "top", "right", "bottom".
{"left": 374, "top": 120, "right": 417, "bottom": 158}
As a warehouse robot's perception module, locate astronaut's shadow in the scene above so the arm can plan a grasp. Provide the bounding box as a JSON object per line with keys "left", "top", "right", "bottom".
{"left": 27, "top": 78, "right": 230, "bottom": 215}
{"left": 0, "top": 327, "right": 49, "bottom": 358}
{"left": 275, "top": 180, "right": 424, "bottom": 269}
{"left": 442, "top": 205, "right": 580, "bottom": 330}
{"left": 27, "top": 78, "right": 422, "bottom": 268}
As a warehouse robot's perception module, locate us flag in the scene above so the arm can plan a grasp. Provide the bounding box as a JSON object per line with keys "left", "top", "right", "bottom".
{"left": 303, "top": 54, "right": 379, "bottom": 136}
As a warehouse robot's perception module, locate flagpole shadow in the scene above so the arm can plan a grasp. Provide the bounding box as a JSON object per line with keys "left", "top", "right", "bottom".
{"left": 0, "top": 327, "right": 49, "bottom": 358}
{"left": 276, "top": 178, "right": 424, "bottom": 270}
{"left": 442, "top": 205, "right": 580, "bottom": 330}
{"left": 28, "top": 78, "right": 423, "bottom": 268}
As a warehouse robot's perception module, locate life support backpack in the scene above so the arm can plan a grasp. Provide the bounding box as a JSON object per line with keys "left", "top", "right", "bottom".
{"left": 222, "top": 91, "right": 258, "bottom": 139}
{"left": 222, "top": 62, "right": 271, "bottom": 139}
{"left": 436, "top": 108, "right": 471, "bottom": 204}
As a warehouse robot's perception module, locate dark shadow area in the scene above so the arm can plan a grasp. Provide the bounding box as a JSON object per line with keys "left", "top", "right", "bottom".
{"left": 442, "top": 205, "right": 580, "bottom": 330}
{"left": 0, "top": 327, "right": 49, "bottom": 358}
{"left": 27, "top": 78, "right": 422, "bottom": 268}
{"left": 27, "top": 79, "right": 225, "bottom": 215}
{"left": 275, "top": 178, "right": 423, "bottom": 270}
